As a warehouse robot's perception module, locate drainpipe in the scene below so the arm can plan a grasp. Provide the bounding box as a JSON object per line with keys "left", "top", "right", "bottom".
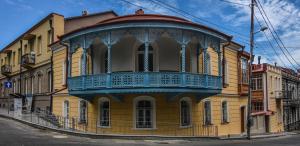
{"left": 49, "top": 19, "right": 54, "bottom": 113}
{"left": 59, "top": 41, "right": 69, "bottom": 89}
{"left": 222, "top": 40, "right": 231, "bottom": 87}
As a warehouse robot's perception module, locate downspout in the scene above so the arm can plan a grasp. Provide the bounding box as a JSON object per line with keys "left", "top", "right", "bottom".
{"left": 222, "top": 40, "right": 231, "bottom": 88}
{"left": 49, "top": 18, "right": 54, "bottom": 113}
{"left": 59, "top": 41, "right": 69, "bottom": 89}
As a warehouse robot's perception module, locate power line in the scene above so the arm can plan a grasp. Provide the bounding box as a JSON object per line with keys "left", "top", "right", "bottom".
{"left": 255, "top": 0, "right": 299, "bottom": 70}
{"left": 254, "top": 14, "right": 289, "bottom": 68}
{"left": 218, "top": 0, "right": 250, "bottom": 6}
{"left": 256, "top": 0, "right": 300, "bottom": 68}
{"left": 146, "top": 0, "right": 251, "bottom": 42}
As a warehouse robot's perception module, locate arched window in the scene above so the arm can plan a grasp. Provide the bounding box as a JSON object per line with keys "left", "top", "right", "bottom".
{"left": 134, "top": 96, "right": 155, "bottom": 129}
{"left": 99, "top": 97, "right": 110, "bottom": 127}
{"left": 180, "top": 97, "right": 191, "bottom": 127}
{"left": 79, "top": 100, "right": 87, "bottom": 123}
{"left": 137, "top": 44, "right": 154, "bottom": 72}
{"left": 204, "top": 100, "right": 212, "bottom": 125}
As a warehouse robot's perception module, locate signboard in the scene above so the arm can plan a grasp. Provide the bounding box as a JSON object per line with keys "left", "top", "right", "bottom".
{"left": 14, "top": 98, "right": 22, "bottom": 118}
{"left": 4, "top": 81, "right": 12, "bottom": 88}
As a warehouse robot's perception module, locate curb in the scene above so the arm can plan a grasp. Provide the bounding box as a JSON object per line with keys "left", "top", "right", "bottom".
{"left": 0, "top": 114, "right": 295, "bottom": 140}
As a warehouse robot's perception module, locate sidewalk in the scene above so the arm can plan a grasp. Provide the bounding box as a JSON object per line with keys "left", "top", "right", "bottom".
{"left": 0, "top": 108, "right": 296, "bottom": 140}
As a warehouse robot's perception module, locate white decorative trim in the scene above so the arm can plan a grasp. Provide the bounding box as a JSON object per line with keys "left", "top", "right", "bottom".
{"left": 133, "top": 96, "right": 156, "bottom": 130}
{"left": 179, "top": 97, "right": 192, "bottom": 128}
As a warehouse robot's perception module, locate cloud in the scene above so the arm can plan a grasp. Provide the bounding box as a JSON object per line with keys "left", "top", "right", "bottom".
{"left": 224, "top": 0, "right": 300, "bottom": 69}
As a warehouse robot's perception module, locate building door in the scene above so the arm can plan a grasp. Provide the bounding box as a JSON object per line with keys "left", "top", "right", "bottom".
{"left": 63, "top": 100, "right": 69, "bottom": 128}
{"left": 265, "top": 115, "right": 270, "bottom": 133}
{"left": 241, "top": 106, "right": 245, "bottom": 133}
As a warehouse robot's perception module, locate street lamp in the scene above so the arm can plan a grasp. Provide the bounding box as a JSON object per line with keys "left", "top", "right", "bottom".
{"left": 254, "top": 26, "right": 268, "bottom": 34}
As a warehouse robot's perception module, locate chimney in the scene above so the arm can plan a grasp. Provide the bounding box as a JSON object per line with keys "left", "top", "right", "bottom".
{"left": 274, "top": 62, "right": 277, "bottom": 67}
{"left": 258, "top": 56, "right": 261, "bottom": 64}
{"left": 135, "top": 9, "right": 144, "bottom": 15}
{"left": 82, "top": 10, "right": 88, "bottom": 16}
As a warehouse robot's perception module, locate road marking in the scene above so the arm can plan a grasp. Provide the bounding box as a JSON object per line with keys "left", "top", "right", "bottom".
{"left": 53, "top": 135, "right": 68, "bottom": 139}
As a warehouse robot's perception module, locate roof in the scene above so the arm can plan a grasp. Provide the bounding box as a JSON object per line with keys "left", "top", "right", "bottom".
{"left": 65, "top": 10, "right": 118, "bottom": 20}
{"left": 0, "top": 13, "right": 63, "bottom": 53}
{"left": 61, "top": 11, "right": 232, "bottom": 40}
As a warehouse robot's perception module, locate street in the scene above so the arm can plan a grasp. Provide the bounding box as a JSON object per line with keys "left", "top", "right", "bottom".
{"left": 0, "top": 117, "right": 299, "bottom": 146}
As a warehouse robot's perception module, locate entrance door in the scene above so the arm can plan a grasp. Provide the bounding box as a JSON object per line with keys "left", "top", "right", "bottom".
{"left": 63, "top": 101, "right": 69, "bottom": 128}
{"left": 241, "top": 106, "right": 245, "bottom": 133}
{"left": 265, "top": 115, "right": 270, "bottom": 133}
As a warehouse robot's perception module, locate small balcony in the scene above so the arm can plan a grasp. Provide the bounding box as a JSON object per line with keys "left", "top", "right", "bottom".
{"left": 1, "top": 64, "right": 12, "bottom": 75}
{"left": 274, "top": 91, "right": 283, "bottom": 99}
{"left": 68, "top": 72, "right": 222, "bottom": 99}
{"left": 21, "top": 52, "right": 35, "bottom": 69}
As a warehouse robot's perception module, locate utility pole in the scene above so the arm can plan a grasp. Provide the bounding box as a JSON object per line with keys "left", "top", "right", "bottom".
{"left": 247, "top": 0, "right": 255, "bottom": 140}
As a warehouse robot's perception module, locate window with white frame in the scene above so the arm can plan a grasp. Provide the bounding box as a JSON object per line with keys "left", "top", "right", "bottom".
{"left": 25, "top": 78, "right": 28, "bottom": 95}
{"left": 99, "top": 98, "right": 110, "bottom": 127}
{"left": 221, "top": 101, "right": 229, "bottom": 123}
{"left": 37, "top": 74, "right": 42, "bottom": 93}
{"left": 62, "top": 60, "right": 66, "bottom": 85}
{"left": 37, "top": 36, "right": 42, "bottom": 54}
{"left": 251, "top": 75, "right": 262, "bottom": 90}
{"left": 135, "top": 97, "right": 155, "bottom": 129}
{"left": 79, "top": 100, "right": 87, "bottom": 123}
{"left": 180, "top": 98, "right": 191, "bottom": 127}
{"left": 241, "top": 58, "right": 248, "bottom": 84}
{"left": 224, "top": 60, "right": 229, "bottom": 85}
{"left": 204, "top": 100, "right": 212, "bottom": 125}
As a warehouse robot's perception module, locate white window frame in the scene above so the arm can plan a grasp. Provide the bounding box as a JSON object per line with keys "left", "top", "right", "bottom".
{"left": 98, "top": 97, "right": 110, "bottom": 128}
{"left": 203, "top": 100, "right": 212, "bottom": 125}
{"left": 133, "top": 96, "right": 156, "bottom": 130}
{"left": 37, "top": 75, "right": 42, "bottom": 94}
{"left": 241, "top": 58, "right": 248, "bottom": 84}
{"left": 224, "top": 61, "right": 229, "bottom": 84}
{"left": 221, "top": 100, "right": 230, "bottom": 123}
{"left": 78, "top": 99, "right": 88, "bottom": 124}
{"left": 179, "top": 97, "right": 192, "bottom": 128}
{"left": 62, "top": 60, "right": 66, "bottom": 85}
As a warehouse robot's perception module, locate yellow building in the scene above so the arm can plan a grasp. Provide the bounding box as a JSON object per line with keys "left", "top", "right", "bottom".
{"left": 49, "top": 9, "right": 252, "bottom": 137}
{"left": 0, "top": 13, "right": 64, "bottom": 111}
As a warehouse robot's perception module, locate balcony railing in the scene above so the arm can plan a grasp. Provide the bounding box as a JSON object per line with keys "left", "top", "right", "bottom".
{"left": 275, "top": 91, "right": 283, "bottom": 99}
{"left": 21, "top": 52, "right": 35, "bottom": 66}
{"left": 68, "top": 72, "right": 222, "bottom": 94}
{"left": 1, "top": 64, "right": 12, "bottom": 75}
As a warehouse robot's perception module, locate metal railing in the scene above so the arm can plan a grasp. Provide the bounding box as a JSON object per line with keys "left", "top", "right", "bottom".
{"left": 69, "top": 72, "right": 222, "bottom": 92}
{"left": 0, "top": 108, "right": 218, "bottom": 137}
{"left": 1, "top": 64, "right": 12, "bottom": 74}
{"left": 285, "top": 120, "right": 300, "bottom": 131}
{"left": 21, "top": 53, "right": 35, "bottom": 65}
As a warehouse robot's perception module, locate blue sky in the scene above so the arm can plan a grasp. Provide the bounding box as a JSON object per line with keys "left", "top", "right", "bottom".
{"left": 0, "top": 0, "right": 300, "bottom": 69}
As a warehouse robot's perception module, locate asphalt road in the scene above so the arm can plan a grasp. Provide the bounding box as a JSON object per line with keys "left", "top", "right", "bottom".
{"left": 0, "top": 117, "right": 300, "bottom": 146}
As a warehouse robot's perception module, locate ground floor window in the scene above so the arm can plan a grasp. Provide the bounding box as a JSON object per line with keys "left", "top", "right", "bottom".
{"left": 221, "top": 101, "right": 229, "bottom": 123}
{"left": 79, "top": 100, "right": 87, "bottom": 123}
{"left": 204, "top": 100, "right": 212, "bottom": 125}
{"left": 99, "top": 97, "right": 110, "bottom": 127}
{"left": 180, "top": 97, "right": 191, "bottom": 127}
{"left": 134, "top": 96, "right": 155, "bottom": 129}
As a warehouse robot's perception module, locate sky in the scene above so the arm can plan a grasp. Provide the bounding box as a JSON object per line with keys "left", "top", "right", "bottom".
{"left": 0, "top": 0, "right": 300, "bottom": 70}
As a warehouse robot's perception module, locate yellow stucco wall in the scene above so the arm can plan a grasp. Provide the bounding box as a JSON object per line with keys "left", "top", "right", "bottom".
{"left": 51, "top": 42, "right": 251, "bottom": 137}
{"left": 0, "top": 14, "right": 64, "bottom": 79}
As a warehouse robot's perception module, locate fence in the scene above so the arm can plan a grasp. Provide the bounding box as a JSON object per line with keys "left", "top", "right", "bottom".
{"left": 0, "top": 108, "right": 218, "bottom": 137}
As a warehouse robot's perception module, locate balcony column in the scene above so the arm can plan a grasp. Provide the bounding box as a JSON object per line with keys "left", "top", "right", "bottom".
{"left": 203, "top": 37, "right": 208, "bottom": 87}
{"left": 82, "top": 36, "right": 87, "bottom": 76}
{"left": 218, "top": 51, "right": 222, "bottom": 88}
{"left": 181, "top": 44, "right": 186, "bottom": 73}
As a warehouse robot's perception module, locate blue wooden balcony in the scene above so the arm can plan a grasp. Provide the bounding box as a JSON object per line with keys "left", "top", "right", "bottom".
{"left": 68, "top": 72, "right": 222, "bottom": 99}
